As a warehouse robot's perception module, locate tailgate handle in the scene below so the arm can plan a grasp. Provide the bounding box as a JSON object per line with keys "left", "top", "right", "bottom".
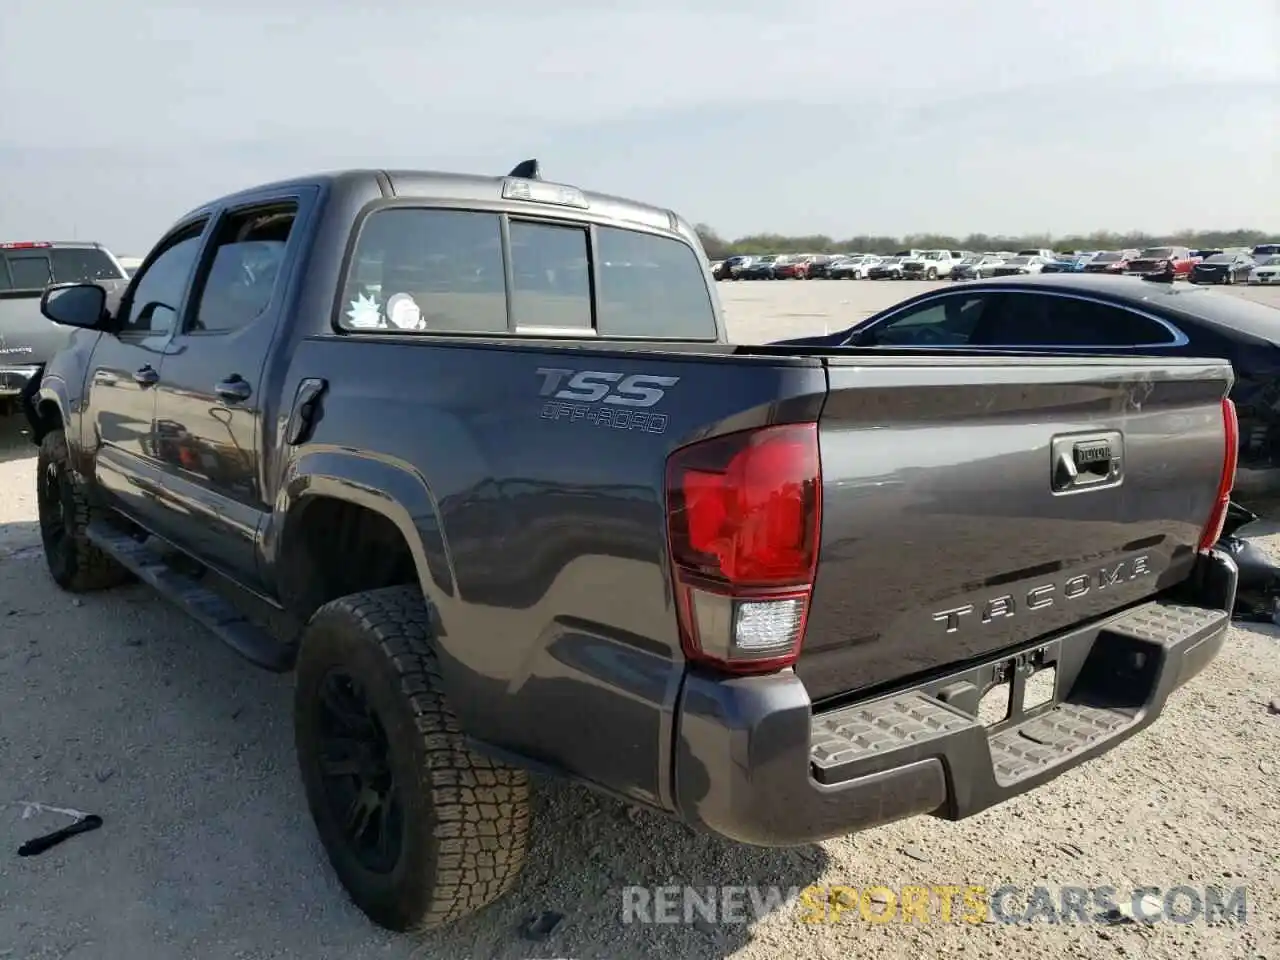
{"left": 1051, "top": 431, "right": 1123, "bottom": 494}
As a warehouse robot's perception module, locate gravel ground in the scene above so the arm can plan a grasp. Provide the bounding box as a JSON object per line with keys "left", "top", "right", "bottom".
{"left": 1, "top": 281, "right": 1278, "bottom": 960}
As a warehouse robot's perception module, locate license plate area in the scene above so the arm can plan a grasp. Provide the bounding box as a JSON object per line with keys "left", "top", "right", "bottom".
{"left": 936, "top": 641, "right": 1063, "bottom": 733}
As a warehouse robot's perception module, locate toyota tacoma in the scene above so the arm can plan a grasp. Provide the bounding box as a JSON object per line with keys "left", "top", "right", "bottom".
{"left": 24, "top": 161, "right": 1240, "bottom": 933}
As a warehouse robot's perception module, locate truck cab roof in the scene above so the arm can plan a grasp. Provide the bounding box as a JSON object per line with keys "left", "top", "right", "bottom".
{"left": 180, "top": 166, "right": 686, "bottom": 238}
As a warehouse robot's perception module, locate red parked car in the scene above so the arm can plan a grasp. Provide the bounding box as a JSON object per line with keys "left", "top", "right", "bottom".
{"left": 772, "top": 254, "right": 816, "bottom": 279}
{"left": 1080, "top": 249, "right": 1141, "bottom": 274}
{"left": 1124, "top": 245, "right": 1198, "bottom": 281}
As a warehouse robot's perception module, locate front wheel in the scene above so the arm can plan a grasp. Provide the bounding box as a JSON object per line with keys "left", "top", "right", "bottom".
{"left": 294, "top": 586, "right": 532, "bottom": 932}
{"left": 36, "top": 430, "right": 131, "bottom": 592}
{"left": 925, "top": 267, "right": 938, "bottom": 280}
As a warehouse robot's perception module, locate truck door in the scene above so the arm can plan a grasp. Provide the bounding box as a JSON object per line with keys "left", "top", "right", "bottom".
{"left": 148, "top": 191, "right": 313, "bottom": 584}
{"left": 84, "top": 220, "right": 209, "bottom": 534}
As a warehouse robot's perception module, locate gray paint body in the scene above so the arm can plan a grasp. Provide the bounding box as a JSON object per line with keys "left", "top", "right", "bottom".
{"left": 25, "top": 169, "right": 1238, "bottom": 842}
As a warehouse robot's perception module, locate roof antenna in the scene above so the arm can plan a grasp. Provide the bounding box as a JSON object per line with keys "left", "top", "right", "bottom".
{"left": 508, "top": 158, "right": 541, "bottom": 180}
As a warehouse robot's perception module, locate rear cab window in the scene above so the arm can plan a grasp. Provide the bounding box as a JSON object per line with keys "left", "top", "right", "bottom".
{"left": 337, "top": 207, "right": 717, "bottom": 340}
{"left": 0, "top": 245, "right": 125, "bottom": 291}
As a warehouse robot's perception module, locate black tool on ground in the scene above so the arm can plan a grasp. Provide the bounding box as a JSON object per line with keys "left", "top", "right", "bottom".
{"left": 17, "top": 814, "right": 103, "bottom": 857}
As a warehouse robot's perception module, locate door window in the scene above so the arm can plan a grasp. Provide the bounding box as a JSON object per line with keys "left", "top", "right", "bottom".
{"left": 188, "top": 204, "right": 296, "bottom": 334}
{"left": 117, "top": 223, "right": 207, "bottom": 335}
{"left": 854, "top": 294, "right": 989, "bottom": 346}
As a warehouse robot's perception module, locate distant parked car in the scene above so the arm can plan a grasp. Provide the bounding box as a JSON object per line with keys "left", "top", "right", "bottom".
{"left": 951, "top": 255, "right": 1005, "bottom": 280}
{"left": 1250, "top": 243, "right": 1280, "bottom": 259}
{"left": 739, "top": 255, "right": 780, "bottom": 280}
{"left": 714, "top": 254, "right": 754, "bottom": 280}
{"left": 830, "top": 255, "right": 882, "bottom": 279}
{"left": 1248, "top": 255, "right": 1280, "bottom": 285}
{"left": 900, "top": 249, "right": 964, "bottom": 280}
{"left": 772, "top": 255, "right": 814, "bottom": 279}
{"left": 1016, "top": 248, "right": 1056, "bottom": 261}
{"left": 1125, "top": 246, "right": 1197, "bottom": 281}
{"left": 807, "top": 255, "right": 850, "bottom": 279}
{"left": 990, "top": 255, "right": 1049, "bottom": 276}
{"left": 866, "top": 256, "right": 907, "bottom": 280}
{"left": 1081, "top": 249, "right": 1141, "bottom": 275}
{"left": 1040, "top": 254, "right": 1087, "bottom": 274}
{"left": 1190, "top": 252, "right": 1255, "bottom": 285}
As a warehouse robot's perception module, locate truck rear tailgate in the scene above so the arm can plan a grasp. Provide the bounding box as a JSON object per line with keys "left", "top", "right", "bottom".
{"left": 799, "top": 354, "right": 1233, "bottom": 703}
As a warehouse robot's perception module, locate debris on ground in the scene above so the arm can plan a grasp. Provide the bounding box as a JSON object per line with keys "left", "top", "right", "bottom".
{"left": 519, "top": 910, "right": 564, "bottom": 942}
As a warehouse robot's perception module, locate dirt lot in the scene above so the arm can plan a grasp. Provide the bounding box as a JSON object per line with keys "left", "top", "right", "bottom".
{"left": 1, "top": 281, "right": 1278, "bottom": 960}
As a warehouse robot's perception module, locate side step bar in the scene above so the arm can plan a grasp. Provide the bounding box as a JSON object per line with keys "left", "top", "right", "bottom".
{"left": 86, "top": 522, "right": 294, "bottom": 672}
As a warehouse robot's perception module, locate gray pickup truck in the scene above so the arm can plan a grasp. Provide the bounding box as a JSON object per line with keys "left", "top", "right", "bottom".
{"left": 24, "top": 161, "right": 1239, "bottom": 933}
{"left": 0, "top": 241, "right": 129, "bottom": 413}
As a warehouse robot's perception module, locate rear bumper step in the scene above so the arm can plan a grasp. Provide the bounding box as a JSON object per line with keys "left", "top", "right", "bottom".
{"left": 672, "top": 551, "right": 1235, "bottom": 845}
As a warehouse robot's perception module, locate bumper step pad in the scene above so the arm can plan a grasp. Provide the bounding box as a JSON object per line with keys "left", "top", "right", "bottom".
{"left": 808, "top": 597, "right": 1229, "bottom": 809}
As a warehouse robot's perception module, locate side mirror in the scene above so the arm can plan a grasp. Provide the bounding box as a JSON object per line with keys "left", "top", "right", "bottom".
{"left": 41, "top": 282, "right": 108, "bottom": 329}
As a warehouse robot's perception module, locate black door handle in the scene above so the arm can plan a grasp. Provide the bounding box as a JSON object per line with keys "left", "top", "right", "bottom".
{"left": 133, "top": 365, "right": 159, "bottom": 386}
{"left": 215, "top": 376, "right": 252, "bottom": 403}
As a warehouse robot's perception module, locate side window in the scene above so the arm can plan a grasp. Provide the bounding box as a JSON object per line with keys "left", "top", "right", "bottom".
{"left": 118, "top": 224, "right": 207, "bottom": 335}
{"left": 189, "top": 204, "right": 296, "bottom": 334}
{"left": 857, "top": 295, "right": 989, "bottom": 346}
{"left": 979, "top": 293, "right": 1177, "bottom": 347}
{"left": 4, "top": 256, "right": 52, "bottom": 289}
{"left": 508, "top": 220, "right": 592, "bottom": 330}
{"left": 339, "top": 208, "right": 507, "bottom": 333}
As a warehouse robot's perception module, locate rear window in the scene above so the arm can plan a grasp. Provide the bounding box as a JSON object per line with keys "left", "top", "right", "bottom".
{"left": 1203, "top": 254, "right": 1234, "bottom": 264}
{"left": 338, "top": 207, "right": 716, "bottom": 339}
{"left": 0, "top": 246, "right": 124, "bottom": 291}
{"left": 1139, "top": 247, "right": 1174, "bottom": 259}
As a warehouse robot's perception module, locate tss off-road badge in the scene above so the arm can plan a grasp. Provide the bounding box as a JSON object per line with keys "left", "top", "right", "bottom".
{"left": 536, "top": 367, "right": 679, "bottom": 434}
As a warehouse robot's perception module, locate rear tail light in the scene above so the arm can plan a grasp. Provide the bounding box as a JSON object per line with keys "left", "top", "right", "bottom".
{"left": 665, "top": 423, "right": 822, "bottom": 674}
{"left": 1199, "top": 397, "right": 1239, "bottom": 552}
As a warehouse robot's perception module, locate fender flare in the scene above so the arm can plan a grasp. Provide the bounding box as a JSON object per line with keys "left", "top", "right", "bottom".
{"left": 22, "top": 371, "right": 69, "bottom": 444}
{"left": 267, "top": 448, "right": 458, "bottom": 606}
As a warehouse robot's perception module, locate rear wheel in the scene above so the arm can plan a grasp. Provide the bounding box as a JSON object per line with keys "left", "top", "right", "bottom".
{"left": 36, "top": 430, "right": 131, "bottom": 592}
{"left": 294, "top": 586, "right": 531, "bottom": 932}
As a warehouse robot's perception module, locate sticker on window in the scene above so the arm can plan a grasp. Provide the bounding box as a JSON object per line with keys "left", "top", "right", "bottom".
{"left": 346, "top": 292, "right": 383, "bottom": 329}
{"left": 385, "top": 292, "right": 425, "bottom": 330}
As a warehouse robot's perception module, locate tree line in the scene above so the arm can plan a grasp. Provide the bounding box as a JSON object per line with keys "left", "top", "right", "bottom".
{"left": 692, "top": 224, "right": 1277, "bottom": 260}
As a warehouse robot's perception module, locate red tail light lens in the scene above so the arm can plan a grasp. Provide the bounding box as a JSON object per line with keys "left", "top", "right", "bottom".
{"left": 1199, "top": 397, "right": 1239, "bottom": 553}
{"left": 666, "top": 423, "right": 822, "bottom": 673}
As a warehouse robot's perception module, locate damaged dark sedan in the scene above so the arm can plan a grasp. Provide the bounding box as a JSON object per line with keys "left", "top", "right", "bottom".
{"left": 772, "top": 273, "right": 1280, "bottom": 517}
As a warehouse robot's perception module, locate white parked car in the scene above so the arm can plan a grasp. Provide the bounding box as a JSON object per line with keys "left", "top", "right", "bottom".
{"left": 828, "top": 255, "right": 880, "bottom": 279}
{"left": 1248, "top": 255, "right": 1280, "bottom": 285}
{"left": 1016, "top": 248, "right": 1056, "bottom": 261}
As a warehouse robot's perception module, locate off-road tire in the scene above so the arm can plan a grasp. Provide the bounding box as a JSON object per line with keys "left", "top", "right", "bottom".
{"left": 925, "top": 267, "right": 938, "bottom": 280}
{"left": 294, "top": 586, "right": 531, "bottom": 932}
{"left": 36, "top": 430, "right": 132, "bottom": 592}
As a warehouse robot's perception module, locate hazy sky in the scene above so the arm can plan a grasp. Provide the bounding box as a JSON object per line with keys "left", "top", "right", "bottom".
{"left": 2, "top": 0, "right": 1277, "bottom": 253}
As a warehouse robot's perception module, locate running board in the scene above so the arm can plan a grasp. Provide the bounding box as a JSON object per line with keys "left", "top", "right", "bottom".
{"left": 86, "top": 523, "right": 294, "bottom": 672}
